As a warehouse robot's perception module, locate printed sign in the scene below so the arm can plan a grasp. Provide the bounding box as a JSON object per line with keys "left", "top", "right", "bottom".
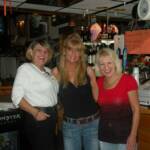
{"left": 125, "top": 29, "right": 150, "bottom": 54}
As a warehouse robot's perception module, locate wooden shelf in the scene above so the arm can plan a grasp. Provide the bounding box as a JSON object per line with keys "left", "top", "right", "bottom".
{"left": 0, "top": 86, "right": 12, "bottom": 96}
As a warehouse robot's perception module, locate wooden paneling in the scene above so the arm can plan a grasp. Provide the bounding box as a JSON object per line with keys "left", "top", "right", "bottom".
{"left": 138, "top": 107, "right": 150, "bottom": 150}
{"left": 0, "top": 86, "right": 12, "bottom": 96}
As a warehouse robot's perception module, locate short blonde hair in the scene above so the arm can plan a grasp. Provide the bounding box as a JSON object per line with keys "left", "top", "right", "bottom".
{"left": 26, "top": 39, "right": 53, "bottom": 63}
{"left": 96, "top": 48, "right": 122, "bottom": 75}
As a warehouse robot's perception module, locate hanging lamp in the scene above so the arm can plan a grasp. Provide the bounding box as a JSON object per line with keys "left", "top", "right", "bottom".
{"left": 3, "top": 0, "right": 12, "bottom": 16}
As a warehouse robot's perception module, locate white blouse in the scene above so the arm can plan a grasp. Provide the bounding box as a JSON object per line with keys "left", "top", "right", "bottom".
{"left": 11, "top": 63, "right": 58, "bottom": 108}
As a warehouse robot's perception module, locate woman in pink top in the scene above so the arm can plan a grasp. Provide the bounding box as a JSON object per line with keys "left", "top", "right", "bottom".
{"left": 96, "top": 48, "right": 140, "bottom": 150}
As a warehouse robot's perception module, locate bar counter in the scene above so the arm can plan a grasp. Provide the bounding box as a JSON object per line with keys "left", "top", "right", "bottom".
{"left": 138, "top": 106, "right": 150, "bottom": 150}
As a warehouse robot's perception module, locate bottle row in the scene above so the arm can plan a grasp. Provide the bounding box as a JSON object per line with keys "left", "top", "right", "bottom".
{"left": 84, "top": 41, "right": 114, "bottom": 66}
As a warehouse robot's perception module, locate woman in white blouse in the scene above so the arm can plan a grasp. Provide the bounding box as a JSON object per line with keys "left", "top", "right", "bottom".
{"left": 11, "top": 39, "right": 58, "bottom": 150}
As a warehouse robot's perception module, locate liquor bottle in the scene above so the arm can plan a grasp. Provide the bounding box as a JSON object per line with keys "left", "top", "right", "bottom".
{"left": 85, "top": 26, "right": 91, "bottom": 42}
{"left": 80, "top": 26, "right": 85, "bottom": 42}
{"left": 122, "top": 48, "right": 127, "bottom": 72}
{"left": 87, "top": 47, "right": 94, "bottom": 66}
{"left": 132, "top": 67, "right": 140, "bottom": 86}
{"left": 92, "top": 44, "right": 97, "bottom": 65}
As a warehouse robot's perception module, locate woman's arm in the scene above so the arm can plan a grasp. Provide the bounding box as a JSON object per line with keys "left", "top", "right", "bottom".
{"left": 19, "top": 98, "right": 40, "bottom": 117}
{"left": 127, "top": 90, "right": 140, "bottom": 150}
{"left": 51, "top": 67, "right": 60, "bottom": 81}
{"left": 19, "top": 98, "right": 49, "bottom": 121}
{"left": 87, "top": 66, "right": 98, "bottom": 102}
{"left": 12, "top": 64, "right": 49, "bottom": 121}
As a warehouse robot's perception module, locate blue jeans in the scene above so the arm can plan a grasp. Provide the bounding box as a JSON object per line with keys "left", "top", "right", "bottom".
{"left": 62, "top": 119, "right": 99, "bottom": 150}
{"left": 99, "top": 141, "right": 138, "bottom": 150}
{"left": 99, "top": 141, "right": 126, "bottom": 150}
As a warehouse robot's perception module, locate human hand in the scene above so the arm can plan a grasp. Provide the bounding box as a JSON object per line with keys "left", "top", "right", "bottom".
{"left": 87, "top": 66, "right": 96, "bottom": 80}
{"left": 126, "top": 135, "right": 137, "bottom": 150}
{"left": 34, "top": 111, "right": 50, "bottom": 121}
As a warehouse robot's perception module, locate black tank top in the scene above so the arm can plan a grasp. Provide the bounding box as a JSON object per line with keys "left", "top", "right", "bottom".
{"left": 59, "top": 79, "right": 99, "bottom": 118}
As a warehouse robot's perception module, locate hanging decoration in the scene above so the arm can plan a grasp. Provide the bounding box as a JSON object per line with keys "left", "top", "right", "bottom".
{"left": 4, "top": 0, "right": 6, "bottom": 16}
{"left": 90, "top": 23, "right": 102, "bottom": 42}
{"left": 3, "top": 0, "right": 12, "bottom": 16}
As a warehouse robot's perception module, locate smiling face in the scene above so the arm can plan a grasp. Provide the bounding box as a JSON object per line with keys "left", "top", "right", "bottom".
{"left": 32, "top": 43, "right": 49, "bottom": 70}
{"left": 65, "top": 46, "right": 81, "bottom": 64}
{"left": 98, "top": 55, "right": 116, "bottom": 78}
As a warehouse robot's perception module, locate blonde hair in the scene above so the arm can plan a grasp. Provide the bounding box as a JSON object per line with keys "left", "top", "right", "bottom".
{"left": 96, "top": 47, "right": 122, "bottom": 75}
{"left": 26, "top": 39, "right": 53, "bottom": 63}
{"left": 58, "top": 33, "right": 87, "bottom": 86}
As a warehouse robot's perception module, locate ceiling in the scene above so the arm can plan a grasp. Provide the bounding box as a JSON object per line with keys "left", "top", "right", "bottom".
{"left": 0, "top": 0, "right": 139, "bottom": 19}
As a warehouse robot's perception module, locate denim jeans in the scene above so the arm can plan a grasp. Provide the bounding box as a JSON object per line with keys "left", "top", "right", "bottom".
{"left": 99, "top": 141, "right": 126, "bottom": 150}
{"left": 99, "top": 141, "right": 138, "bottom": 150}
{"left": 62, "top": 118, "right": 99, "bottom": 150}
